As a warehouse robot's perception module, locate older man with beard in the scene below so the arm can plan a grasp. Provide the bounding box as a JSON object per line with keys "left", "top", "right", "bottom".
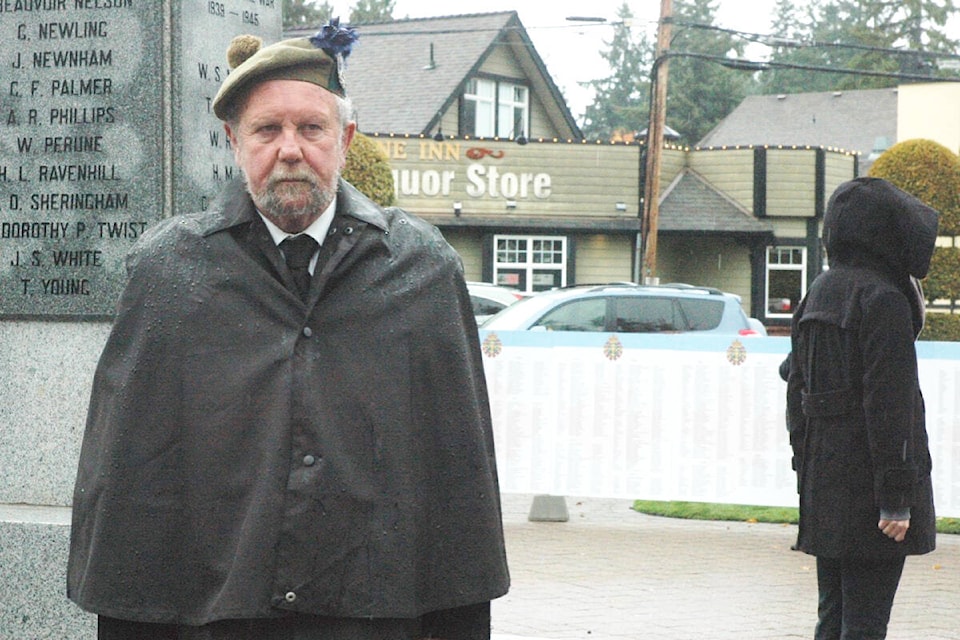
{"left": 66, "top": 20, "right": 510, "bottom": 640}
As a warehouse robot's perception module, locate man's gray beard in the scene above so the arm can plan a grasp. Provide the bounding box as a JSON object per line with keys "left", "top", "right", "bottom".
{"left": 247, "top": 172, "right": 339, "bottom": 224}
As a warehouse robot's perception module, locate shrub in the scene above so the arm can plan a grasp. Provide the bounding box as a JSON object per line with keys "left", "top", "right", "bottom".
{"left": 923, "top": 245, "right": 960, "bottom": 305}
{"left": 868, "top": 138, "right": 960, "bottom": 235}
{"left": 919, "top": 312, "right": 960, "bottom": 342}
{"left": 343, "top": 131, "right": 395, "bottom": 207}
{"left": 869, "top": 139, "right": 960, "bottom": 338}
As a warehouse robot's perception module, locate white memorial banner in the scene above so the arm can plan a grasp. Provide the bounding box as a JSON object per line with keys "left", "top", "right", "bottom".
{"left": 479, "top": 331, "right": 960, "bottom": 517}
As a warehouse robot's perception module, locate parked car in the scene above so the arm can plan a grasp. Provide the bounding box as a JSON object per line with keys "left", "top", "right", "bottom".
{"left": 480, "top": 282, "right": 767, "bottom": 336}
{"left": 768, "top": 297, "right": 792, "bottom": 314}
{"left": 467, "top": 281, "right": 527, "bottom": 323}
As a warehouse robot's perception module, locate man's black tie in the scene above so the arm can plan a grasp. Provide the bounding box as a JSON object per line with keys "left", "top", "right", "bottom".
{"left": 280, "top": 234, "right": 318, "bottom": 301}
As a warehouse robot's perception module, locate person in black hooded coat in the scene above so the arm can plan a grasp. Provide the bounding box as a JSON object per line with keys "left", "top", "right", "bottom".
{"left": 786, "top": 177, "right": 938, "bottom": 640}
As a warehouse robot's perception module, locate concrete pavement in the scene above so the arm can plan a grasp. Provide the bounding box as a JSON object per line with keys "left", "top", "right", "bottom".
{"left": 491, "top": 494, "right": 960, "bottom": 640}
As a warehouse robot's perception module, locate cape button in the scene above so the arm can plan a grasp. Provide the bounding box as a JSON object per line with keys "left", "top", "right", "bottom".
{"left": 284, "top": 591, "right": 297, "bottom": 603}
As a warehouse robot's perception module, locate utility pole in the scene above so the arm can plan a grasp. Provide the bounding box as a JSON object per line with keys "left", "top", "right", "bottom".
{"left": 640, "top": 0, "right": 673, "bottom": 285}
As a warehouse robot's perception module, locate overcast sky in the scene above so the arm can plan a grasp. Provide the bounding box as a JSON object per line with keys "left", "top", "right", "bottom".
{"left": 323, "top": 2, "right": 960, "bottom": 120}
{"left": 325, "top": 1, "right": 779, "bottom": 121}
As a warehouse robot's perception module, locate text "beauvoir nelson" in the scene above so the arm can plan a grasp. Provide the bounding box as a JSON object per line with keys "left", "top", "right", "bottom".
{"left": 0, "top": 0, "right": 132, "bottom": 11}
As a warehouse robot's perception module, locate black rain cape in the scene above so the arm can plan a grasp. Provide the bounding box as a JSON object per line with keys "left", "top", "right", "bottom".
{"left": 67, "top": 179, "right": 510, "bottom": 624}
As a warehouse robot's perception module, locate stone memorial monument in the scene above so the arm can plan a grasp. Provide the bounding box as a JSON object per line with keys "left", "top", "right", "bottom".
{"left": 0, "top": 1, "right": 280, "bottom": 636}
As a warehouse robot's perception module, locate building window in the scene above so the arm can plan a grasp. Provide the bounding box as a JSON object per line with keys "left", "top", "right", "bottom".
{"left": 766, "top": 246, "right": 806, "bottom": 317}
{"left": 494, "top": 235, "right": 567, "bottom": 292}
{"left": 498, "top": 83, "right": 528, "bottom": 138}
{"left": 463, "top": 78, "right": 529, "bottom": 138}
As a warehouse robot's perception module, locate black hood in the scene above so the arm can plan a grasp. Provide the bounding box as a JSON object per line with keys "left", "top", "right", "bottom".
{"left": 823, "top": 177, "right": 939, "bottom": 278}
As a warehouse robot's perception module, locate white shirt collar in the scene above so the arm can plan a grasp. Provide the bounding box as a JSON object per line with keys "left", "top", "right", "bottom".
{"left": 258, "top": 196, "right": 337, "bottom": 248}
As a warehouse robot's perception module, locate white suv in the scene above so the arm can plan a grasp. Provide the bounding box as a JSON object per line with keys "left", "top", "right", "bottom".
{"left": 481, "top": 283, "right": 766, "bottom": 336}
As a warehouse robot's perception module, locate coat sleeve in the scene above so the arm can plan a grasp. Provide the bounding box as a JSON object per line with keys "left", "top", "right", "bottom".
{"left": 859, "top": 289, "right": 921, "bottom": 512}
{"left": 785, "top": 313, "right": 807, "bottom": 486}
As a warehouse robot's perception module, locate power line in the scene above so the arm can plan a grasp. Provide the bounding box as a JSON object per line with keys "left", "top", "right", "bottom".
{"left": 671, "top": 19, "right": 960, "bottom": 61}
{"left": 655, "top": 50, "right": 960, "bottom": 84}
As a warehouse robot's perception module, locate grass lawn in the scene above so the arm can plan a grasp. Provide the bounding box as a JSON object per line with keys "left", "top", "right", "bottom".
{"left": 632, "top": 500, "right": 960, "bottom": 534}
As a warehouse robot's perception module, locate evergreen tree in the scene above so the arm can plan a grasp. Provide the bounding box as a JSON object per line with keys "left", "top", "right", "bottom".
{"left": 761, "top": 0, "right": 959, "bottom": 94}
{"left": 664, "top": 0, "right": 753, "bottom": 144}
{"left": 350, "top": 0, "right": 395, "bottom": 24}
{"left": 282, "top": 0, "right": 334, "bottom": 29}
{"left": 760, "top": 0, "right": 840, "bottom": 93}
{"left": 581, "top": 0, "right": 758, "bottom": 144}
{"left": 579, "top": 3, "right": 651, "bottom": 141}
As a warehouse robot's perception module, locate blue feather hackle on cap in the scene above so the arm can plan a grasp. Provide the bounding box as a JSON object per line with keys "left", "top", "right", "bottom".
{"left": 309, "top": 17, "right": 358, "bottom": 59}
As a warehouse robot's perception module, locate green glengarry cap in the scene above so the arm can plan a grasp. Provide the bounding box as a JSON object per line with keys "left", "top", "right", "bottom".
{"left": 213, "top": 18, "right": 358, "bottom": 121}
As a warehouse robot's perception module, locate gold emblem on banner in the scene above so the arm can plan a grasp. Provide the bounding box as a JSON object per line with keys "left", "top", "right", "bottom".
{"left": 482, "top": 332, "right": 503, "bottom": 358}
{"left": 726, "top": 339, "right": 747, "bottom": 365}
{"left": 603, "top": 335, "right": 624, "bottom": 361}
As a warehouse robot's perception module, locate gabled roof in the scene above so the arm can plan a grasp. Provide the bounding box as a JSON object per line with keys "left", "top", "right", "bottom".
{"left": 697, "top": 88, "right": 898, "bottom": 160}
{"left": 658, "top": 169, "right": 774, "bottom": 236}
{"left": 288, "top": 13, "right": 581, "bottom": 138}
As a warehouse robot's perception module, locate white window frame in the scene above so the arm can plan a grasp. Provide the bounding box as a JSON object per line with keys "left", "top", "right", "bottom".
{"left": 497, "top": 83, "right": 529, "bottom": 138}
{"left": 463, "top": 78, "right": 529, "bottom": 139}
{"left": 464, "top": 78, "right": 496, "bottom": 137}
{"left": 765, "top": 245, "right": 807, "bottom": 318}
{"left": 493, "top": 234, "right": 567, "bottom": 293}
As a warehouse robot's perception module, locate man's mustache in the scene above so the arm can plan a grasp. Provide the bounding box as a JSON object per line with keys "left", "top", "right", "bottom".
{"left": 267, "top": 171, "right": 320, "bottom": 188}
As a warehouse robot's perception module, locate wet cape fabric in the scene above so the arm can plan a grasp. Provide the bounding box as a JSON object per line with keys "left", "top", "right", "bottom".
{"left": 67, "top": 179, "right": 510, "bottom": 625}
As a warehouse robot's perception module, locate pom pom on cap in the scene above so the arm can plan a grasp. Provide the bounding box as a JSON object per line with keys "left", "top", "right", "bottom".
{"left": 212, "top": 18, "right": 357, "bottom": 121}
{"left": 226, "top": 35, "right": 263, "bottom": 70}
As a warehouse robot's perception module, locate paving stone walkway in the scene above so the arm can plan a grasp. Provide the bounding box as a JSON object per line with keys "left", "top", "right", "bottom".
{"left": 491, "top": 494, "right": 960, "bottom": 640}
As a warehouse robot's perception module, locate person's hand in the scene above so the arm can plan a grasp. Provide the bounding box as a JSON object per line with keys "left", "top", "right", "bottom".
{"left": 878, "top": 518, "right": 909, "bottom": 542}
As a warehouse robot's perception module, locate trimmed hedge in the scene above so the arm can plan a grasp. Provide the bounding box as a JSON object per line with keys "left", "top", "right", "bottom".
{"left": 868, "top": 138, "right": 960, "bottom": 235}
{"left": 343, "top": 131, "right": 395, "bottom": 207}
{"left": 868, "top": 139, "right": 960, "bottom": 342}
{"left": 920, "top": 312, "right": 960, "bottom": 342}
{"left": 925, "top": 246, "right": 960, "bottom": 305}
